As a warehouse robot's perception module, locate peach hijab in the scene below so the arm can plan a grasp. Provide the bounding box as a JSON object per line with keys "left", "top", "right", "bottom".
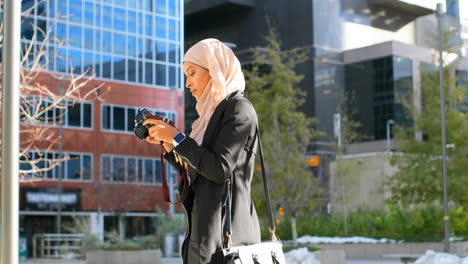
{"left": 184, "top": 39, "right": 245, "bottom": 145}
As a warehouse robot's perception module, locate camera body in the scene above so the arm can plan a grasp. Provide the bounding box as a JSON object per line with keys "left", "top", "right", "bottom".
{"left": 133, "top": 108, "right": 175, "bottom": 140}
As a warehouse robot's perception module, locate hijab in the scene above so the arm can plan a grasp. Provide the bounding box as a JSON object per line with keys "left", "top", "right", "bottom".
{"left": 183, "top": 38, "right": 245, "bottom": 145}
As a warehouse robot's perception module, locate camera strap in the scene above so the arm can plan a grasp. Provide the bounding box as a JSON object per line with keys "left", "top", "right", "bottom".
{"left": 142, "top": 112, "right": 189, "bottom": 204}
{"left": 160, "top": 143, "right": 190, "bottom": 204}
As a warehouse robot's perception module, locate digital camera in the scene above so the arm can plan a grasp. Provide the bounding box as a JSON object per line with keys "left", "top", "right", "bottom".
{"left": 133, "top": 109, "right": 175, "bottom": 140}
{"left": 133, "top": 109, "right": 154, "bottom": 140}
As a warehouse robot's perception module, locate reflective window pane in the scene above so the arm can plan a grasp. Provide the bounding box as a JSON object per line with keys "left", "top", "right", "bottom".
{"left": 113, "top": 106, "right": 125, "bottom": 131}
{"left": 144, "top": 159, "right": 153, "bottom": 183}
{"left": 169, "top": 66, "right": 176, "bottom": 87}
{"left": 138, "top": 61, "right": 143, "bottom": 83}
{"left": 168, "top": 19, "right": 176, "bottom": 41}
{"left": 168, "top": 43, "right": 176, "bottom": 63}
{"left": 113, "top": 157, "right": 125, "bottom": 182}
{"left": 69, "top": 49, "right": 82, "bottom": 74}
{"left": 95, "top": 29, "right": 101, "bottom": 52}
{"left": 67, "top": 103, "right": 81, "bottom": 127}
{"left": 83, "top": 103, "right": 92, "bottom": 128}
{"left": 128, "top": 59, "right": 136, "bottom": 82}
{"left": 67, "top": 154, "right": 81, "bottom": 180}
{"left": 138, "top": 13, "right": 144, "bottom": 35}
{"left": 145, "top": 62, "right": 153, "bottom": 85}
{"left": 84, "top": 28, "right": 93, "bottom": 50}
{"left": 69, "top": 25, "right": 82, "bottom": 48}
{"left": 127, "top": 108, "right": 136, "bottom": 132}
{"left": 103, "top": 105, "right": 111, "bottom": 129}
{"left": 156, "top": 0, "right": 166, "bottom": 15}
{"left": 145, "top": 38, "right": 153, "bottom": 59}
{"left": 84, "top": 2, "right": 94, "bottom": 25}
{"left": 156, "top": 40, "right": 166, "bottom": 61}
{"left": 103, "top": 31, "right": 111, "bottom": 53}
{"left": 155, "top": 16, "right": 166, "bottom": 39}
{"left": 103, "top": 55, "right": 111, "bottom": 78}
{"left": 103, "top": 5, "right": 112, "bottom": 28}
{"left": 114, "top": 8, "right": 126, "bottom": 32}
{"left": 70, "top": 0, "right": 82, "bottom": 23}
{"left": 156, "top": 64, "right": 166, "bottom": 86}
{"left": 102, "top": 157, "right": 111, "bottom": 181}
{"left": 145, "top": 14, "right": 153, "bottom": 37}
{"left": 137, "top": 159, "right": 143, "bottom": 182}
{"left": 169, "top": 0, "right": 176, "bottom": 17}
{"left": 128, "top": 158, "right": 136, "bottom": 182}
{"left": 83, "top": 52, "right": 93, "bottom": 75}
{"left": 114, "top": 56, "right": 126, "bottom": 81}
{"left": 114, "top": 33, "right": 126, "bottom": 56}
{"left": 155, "top": 160, "right": 162, "bottom": 184}
{"left": 128, "top": 36, "right": 137, "bottom": 57}
{"left": 128, "top": 11, "right": 137, "bottom": 33}
{"left": 83, "top": 155, "right": 92, "bottom": 180}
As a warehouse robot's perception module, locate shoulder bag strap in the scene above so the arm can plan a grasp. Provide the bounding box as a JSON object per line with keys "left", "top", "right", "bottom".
{"left": 225, "top": 125, "right": 277, "bottom": 248}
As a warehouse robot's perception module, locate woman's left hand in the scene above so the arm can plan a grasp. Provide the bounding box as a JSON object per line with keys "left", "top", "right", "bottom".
{"left": 143, "top": 119, "right": 180, "bottom": 144}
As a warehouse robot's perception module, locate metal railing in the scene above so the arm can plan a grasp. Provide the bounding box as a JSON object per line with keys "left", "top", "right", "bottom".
{"left": 32, "top": 233, "right": 84, "bottom": 259}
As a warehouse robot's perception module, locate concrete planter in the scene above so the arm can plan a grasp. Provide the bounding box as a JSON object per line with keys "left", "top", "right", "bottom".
{"left": 310, "top": 242, "right": 468, "bottom": 259}
{"left": 86, "top": 249, "right": 162, "bottom": 264}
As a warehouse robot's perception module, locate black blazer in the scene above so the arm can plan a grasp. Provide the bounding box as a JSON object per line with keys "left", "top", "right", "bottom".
{"left": 165, "top": 91, "right": 261, "bottom": 264}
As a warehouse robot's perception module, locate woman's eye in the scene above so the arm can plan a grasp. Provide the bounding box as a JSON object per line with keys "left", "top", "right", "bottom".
{"left": 190, "top": 72, "right": 195, "bottom": 76}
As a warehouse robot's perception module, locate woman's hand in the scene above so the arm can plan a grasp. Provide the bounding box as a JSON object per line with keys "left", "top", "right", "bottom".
{"left": 143, "top": 119, "right": 180, "bottom": 145}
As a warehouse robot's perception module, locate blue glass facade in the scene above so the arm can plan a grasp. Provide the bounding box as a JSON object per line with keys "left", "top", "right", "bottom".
{"left": 20, "top": 0, "right": 184, "bottom": 90}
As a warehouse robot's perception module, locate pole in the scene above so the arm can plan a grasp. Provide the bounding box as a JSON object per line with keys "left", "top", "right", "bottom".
{"left": 56, "top": 87, "right": 64, "bottom": 234}
{"left": 386, "top": 119, "right": 394, "bottom": 152}
{"left": 436, "top": 3, "right": 450, "bottom": 253}
{"left": 169, "top": 87, "right": 174, "bottom": 215}
{"left": 1, "top": 0, "right": 22, "bottom": 263}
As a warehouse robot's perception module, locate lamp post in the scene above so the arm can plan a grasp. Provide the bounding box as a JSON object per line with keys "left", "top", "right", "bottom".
{"left": 436, "top": 3, "right": 450, "bottom": 253}
{"left": 1, "top": 0, "right": 21, "bottom": 263}
{"left": 386, "top": 119, "right": 394, "bottom": 152}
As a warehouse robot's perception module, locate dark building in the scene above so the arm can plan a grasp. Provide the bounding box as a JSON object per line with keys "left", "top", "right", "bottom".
{"left": 184, "top": 0, "right": 468, "bottom": 203}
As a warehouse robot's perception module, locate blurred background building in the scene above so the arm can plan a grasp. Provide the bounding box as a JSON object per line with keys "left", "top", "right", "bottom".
{"left": 184, "top": 0, "right": 468, "bottom": 211}
{"left": 5, "top": 0, "right": 468, "bottom": 256}
{"left": 12, "top": 0, "right": 185, "bottom": 256}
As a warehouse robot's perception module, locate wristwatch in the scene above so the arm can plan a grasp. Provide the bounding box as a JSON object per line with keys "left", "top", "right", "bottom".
{"left": 173, "top": 132, "right": 186, "bottom": 147}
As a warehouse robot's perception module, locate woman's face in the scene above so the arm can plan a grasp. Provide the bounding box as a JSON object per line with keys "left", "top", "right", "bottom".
{"left": 183, "top": 61, "right": 211, "bottom": 101}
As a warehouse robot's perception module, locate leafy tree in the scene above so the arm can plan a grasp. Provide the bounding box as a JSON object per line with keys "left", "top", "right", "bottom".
{"left": 244, "top": 25, "right": 323, "bottom": 242}
{"left": 386, "top": 28, "right": 468, "bottom": 204}
{"left": 330, "top": 91, "right": 369, "bottom": 235}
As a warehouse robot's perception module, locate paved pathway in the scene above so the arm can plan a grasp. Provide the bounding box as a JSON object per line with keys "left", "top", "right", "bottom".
{"left": 24, "top": 257, "right": 407, "bottom": 264}
{"left": 24, "top": 257, "right": 183, "bottom": 264}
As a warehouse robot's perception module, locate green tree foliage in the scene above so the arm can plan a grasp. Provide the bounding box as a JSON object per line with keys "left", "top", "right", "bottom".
{"left": 244, "top": 26, "right": 323, "bottom": 221}
{"left": 386, "top": 33, "right": 468, "bottom": 204}
{"left": 263, "top": 204, "right": 468, "bottom": 242}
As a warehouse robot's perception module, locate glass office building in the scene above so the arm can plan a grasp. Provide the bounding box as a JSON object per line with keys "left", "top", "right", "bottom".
{"left": 16, "top": 0, "right": 185, "bottom": 255}
{"left": 20, "top": 0, "right": 184, "bottom": 90}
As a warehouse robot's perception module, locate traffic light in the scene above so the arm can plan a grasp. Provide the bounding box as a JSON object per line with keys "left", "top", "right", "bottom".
{"left": 304, "top": 155, "right": 320, "bottom": 167}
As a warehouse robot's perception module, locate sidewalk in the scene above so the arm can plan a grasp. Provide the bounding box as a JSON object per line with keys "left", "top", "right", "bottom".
{"left": 24, "top": 257, "right": 404, "bottom": 264}
{"left": 346, "top": 259, "right": 404, "bottom": 264}
{"left": 24, "top": 257, "right": 183, "bottom": 264}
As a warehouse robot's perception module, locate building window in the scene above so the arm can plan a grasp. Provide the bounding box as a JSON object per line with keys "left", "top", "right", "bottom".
{"left": 20, "top": 150, "right": 93, "bottom": 181}
{"left": 20, "top": 0, "right": 184, "bottom": 89}
{"left": 101, "top": 103, "right": 176, "bottom": 133}
{"left": 21, "top": 95, "right": 93, "bottom": 129}
{"left": 101, "top": 155, "right": 171, "bottom": 185}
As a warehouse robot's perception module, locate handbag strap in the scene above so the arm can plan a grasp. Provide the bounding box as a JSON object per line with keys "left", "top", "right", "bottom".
{"left": 225, "top": 125, "right": 277, "bottom": 248}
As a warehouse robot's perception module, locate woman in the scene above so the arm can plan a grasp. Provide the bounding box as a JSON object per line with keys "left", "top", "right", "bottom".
{"left": 143, "top": 38, "right": 261, "bottom": 264}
